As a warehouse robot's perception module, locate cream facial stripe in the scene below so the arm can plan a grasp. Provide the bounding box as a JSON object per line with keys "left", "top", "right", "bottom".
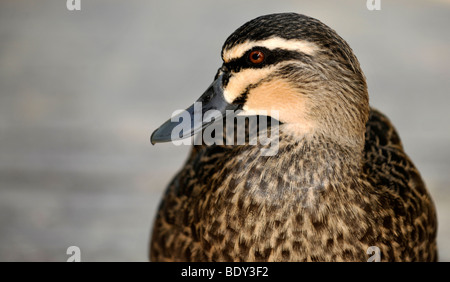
{"left": 222, "top": 60, "right": 301, "bottom": 104}
{"left": 223, "top": 66, "right": 276, "bottom": 104}
{"left": 223, "top": 37, "right": 319, "bottom": 63}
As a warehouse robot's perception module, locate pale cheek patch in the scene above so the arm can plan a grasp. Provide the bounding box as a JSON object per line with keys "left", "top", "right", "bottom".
{"left": 223, "top": 67, "right": 276, "bottom": 103}
{"left": 243, "top": 80, "right": 315, "bottom": 131}
{"left": 223, "top": 37, "right": 319, "bottom": 63}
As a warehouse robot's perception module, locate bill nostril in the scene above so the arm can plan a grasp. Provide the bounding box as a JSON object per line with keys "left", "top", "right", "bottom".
{"left": 203, "top": 94, "right": 212, "bottom": 103}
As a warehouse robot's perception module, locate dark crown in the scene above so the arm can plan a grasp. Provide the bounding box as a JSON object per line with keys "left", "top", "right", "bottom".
{"left": 222, "top": 13, "right": 361, "bottom": 75}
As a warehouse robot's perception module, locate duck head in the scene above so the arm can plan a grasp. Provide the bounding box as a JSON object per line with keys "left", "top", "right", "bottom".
{"left": 151, "top": 13, "right": 369, "bottom": 149}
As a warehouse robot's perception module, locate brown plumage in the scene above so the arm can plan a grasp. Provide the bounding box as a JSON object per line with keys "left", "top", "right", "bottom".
{"left": 150, "top": 13, "right": 437, "bottom": 261}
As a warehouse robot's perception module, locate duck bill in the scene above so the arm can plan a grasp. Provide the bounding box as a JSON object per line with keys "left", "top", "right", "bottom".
{"left": 151, "top": 75, "right": 239, "bottom": 144}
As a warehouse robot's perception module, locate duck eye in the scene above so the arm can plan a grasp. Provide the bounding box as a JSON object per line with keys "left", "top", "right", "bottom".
{"left": 249, "top": 50, "right": 265, "bottom": 64}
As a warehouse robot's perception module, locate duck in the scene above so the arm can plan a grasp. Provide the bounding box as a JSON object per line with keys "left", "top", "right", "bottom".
{"left": 149, "top": 13, "right": 438, "bottom": 262}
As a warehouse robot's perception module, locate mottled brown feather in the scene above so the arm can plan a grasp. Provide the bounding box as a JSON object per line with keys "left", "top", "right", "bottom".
{"left": 150, "top": 109, "right": 437, "bottom": 261}
{"left": 150, "top": 13, "right": 437, "bottom": 262}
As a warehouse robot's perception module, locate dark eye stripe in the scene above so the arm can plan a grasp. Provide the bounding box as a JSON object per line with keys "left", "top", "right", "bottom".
{"left": 231, "top": 74, "right": 277, "bottom": 105}
{"left": 222, "top": 71, "right": 231, "bottom": 88}
{"left": 224, "top": 47, "right": 311, "bottom": 72}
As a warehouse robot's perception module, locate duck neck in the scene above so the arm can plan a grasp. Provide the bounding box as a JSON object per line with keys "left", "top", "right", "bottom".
{"left": 278, "top": 127, "right": 364, "bottom": 186}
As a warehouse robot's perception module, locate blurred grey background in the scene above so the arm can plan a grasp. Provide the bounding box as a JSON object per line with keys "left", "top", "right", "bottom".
{"left": 0, "top": 0, "right": 449, "bottom": 261}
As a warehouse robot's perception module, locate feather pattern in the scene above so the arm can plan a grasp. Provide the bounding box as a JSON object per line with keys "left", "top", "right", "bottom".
{"left": 149, "top": 13, "right": 437, "bottom": 262}
{"left": 150, "top": 109, "right": 437, "bottom": 261}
